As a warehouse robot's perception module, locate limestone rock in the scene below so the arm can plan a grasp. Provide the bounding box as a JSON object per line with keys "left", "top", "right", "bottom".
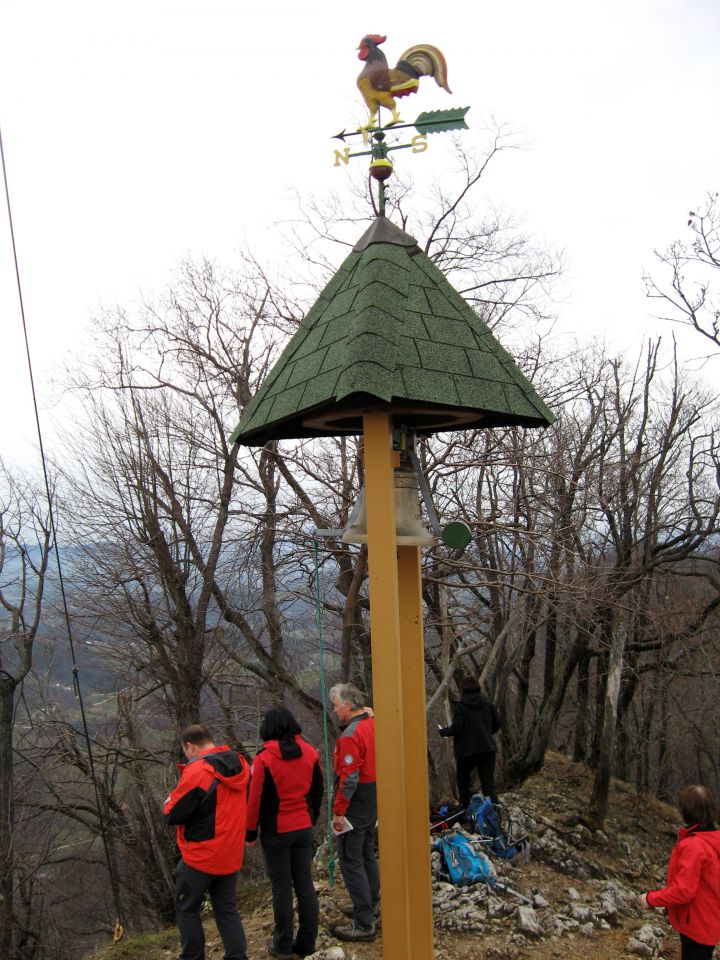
{"left": 517, "top": 905, "right": 543, "bottom": 937}
{"left": 626, "top": 923, "right": 664, "bottom": 956}
{"left": 306, "top": 948, "right": 346, "bottom": 960}
{"left": 570, "top": 903, "right": 591, "bottom": 922}
{"left": 627, "top": 939, "right": 654, "bottom": 957}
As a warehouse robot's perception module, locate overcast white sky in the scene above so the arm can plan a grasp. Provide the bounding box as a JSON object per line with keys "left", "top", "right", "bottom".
{"left": 1, "top": 0, "right": 719, "bottom": 469}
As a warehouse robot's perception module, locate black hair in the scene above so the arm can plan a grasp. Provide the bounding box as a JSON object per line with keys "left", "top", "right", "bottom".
{"left": 260, "top": 707, "right": 302, "bottom": 759}
{"left": 459, "top": 675, "right": 480, "bottom": 694}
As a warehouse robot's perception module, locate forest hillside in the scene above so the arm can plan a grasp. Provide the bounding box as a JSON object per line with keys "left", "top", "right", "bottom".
{"left": 89, "top": 752, "right": 682, "bottom": 960}
{"left": 3, "top": 166, "right": 718, "bottom": 960}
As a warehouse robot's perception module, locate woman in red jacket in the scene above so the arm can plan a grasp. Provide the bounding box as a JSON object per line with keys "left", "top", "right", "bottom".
{"left": 640, "top": 785, "right": 720, "bottom": 960}
{"left": 246, "top": 707, "right": 323, "bottom": 960}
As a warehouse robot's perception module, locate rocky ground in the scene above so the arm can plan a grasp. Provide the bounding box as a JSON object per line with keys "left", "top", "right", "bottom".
{"left": 93, "top": 752, "right": 683, "bottom": 960}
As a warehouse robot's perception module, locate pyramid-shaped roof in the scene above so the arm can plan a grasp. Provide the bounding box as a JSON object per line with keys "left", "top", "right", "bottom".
{"left": 230, "top": 217, "right": 554, "bottom": 446}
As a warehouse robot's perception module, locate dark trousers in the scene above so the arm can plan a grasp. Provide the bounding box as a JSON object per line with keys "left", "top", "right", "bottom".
{"left": 261, "top": 828, "right": 318, "bottom": 956}
{"left": 681, "top": 934, "right": 715, "bottom": 960}
{"left": 174, "top": 860, "right": 247, "bottom": 960}
{"left": 336, "top": 821, "right": 380, "bottom": 929}
{"left": 456, "top": 751, "right": 498, "bottom": 808}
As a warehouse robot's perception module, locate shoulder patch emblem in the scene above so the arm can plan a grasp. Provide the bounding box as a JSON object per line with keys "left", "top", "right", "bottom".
{"left": 344, "top": 753, "right": 354, "bottom": 765}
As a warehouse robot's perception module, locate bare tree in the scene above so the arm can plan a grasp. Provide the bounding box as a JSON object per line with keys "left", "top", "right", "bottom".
{"left": 284, "top": 126, "right": 563, "bottom": 338}
{"left": 412, "top": 340, "right": 720, "bottom": 803}
{"left": 0, "top": 464, "right": 53, "bottom": 957}
{"left": 8, "top": 130, "right": 720, "bottom": 959}
{"left": 646, "top": 192, "right": 720, "bottom": 352}
{"left": 61, "top": 257, "right": 325, "bottom": 737}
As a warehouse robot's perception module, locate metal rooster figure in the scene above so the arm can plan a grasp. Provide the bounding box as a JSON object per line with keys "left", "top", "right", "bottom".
{"left": 333, "top": 35, "right": 470, "bottom": 214}
{"left": 356, "top": 35, "right": 451, "bottom": 128}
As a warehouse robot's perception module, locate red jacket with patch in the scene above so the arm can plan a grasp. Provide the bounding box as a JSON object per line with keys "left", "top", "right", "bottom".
{"left": 647, "top": 826, "right": 720, "bottom": 946}
{"left": 333, "top": 712, "right": 376, "bottom": 824}
{"left": 246, "top": 735, "right": 322, "bottom": 841}
{"left": 164, "top": 745, "right": 250, "bottom": 874}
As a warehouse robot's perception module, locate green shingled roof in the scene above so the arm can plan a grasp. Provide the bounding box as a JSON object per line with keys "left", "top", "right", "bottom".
{"left": 230, "top": 217, "right": 555, "bottom": 446}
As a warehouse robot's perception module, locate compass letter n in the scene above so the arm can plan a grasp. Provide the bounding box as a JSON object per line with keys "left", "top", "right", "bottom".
{"left": 333, "top": 148, "right": 350, "bottom": 167}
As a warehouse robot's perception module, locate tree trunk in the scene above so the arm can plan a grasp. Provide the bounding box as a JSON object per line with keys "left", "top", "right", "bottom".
{"left": 590, "top": 645, "right": 609, "bottom": 768}
{"left": 615, "top": 663, "right": 639, "bottom": 781}
{"left": 588, "top": 625, "right": 626, "bottom": 828}
{"left": 513, "top": 615, "right": 538, "bottom": 737}
{"left": 543, "top": 604, "right": 557, "bottom": 702}
{"left": 118, "top": 693, "right": 175, "bottom": 917}
{"left": 505, "top": 632, "right": 588, "bottom": 784}
{"left": 636, "top": 695, "right": 655, "bottom": 795}
{"left": 340, "top": 549, "right": 367, "bottom": 683}
{"left": 0, "top": 678, "right": 16, "bottom": 958}
{"left": 656, "top": 685, "right": 671, "bottom": 802}
{"left": 573, "top": 651, "right": 590, "bottom": 763}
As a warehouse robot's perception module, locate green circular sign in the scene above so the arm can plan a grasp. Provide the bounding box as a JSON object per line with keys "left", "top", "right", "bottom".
{"left": 441, "top": 521, "right": 473, "bottom": 550}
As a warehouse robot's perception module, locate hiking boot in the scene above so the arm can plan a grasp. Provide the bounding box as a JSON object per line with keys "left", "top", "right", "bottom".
{"left": 331, "top": 919, "right": 376, "bottom": 942}
{"left": 267, "top": 939, "right": 293, "bottom": 960}
{"left": 290, "top": 945, "right": 314, "bottom": 959}
{"left": 340, "top": 902, "right": 380, "bottom": 919}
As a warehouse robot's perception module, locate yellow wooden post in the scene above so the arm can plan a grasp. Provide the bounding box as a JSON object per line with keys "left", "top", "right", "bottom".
{"left": 363, "top": 411, "right": 434, "bottom": 960}
{"left": 398, "top": 544, "right": 434, "bottom": 958}
{"left": 363, "top": 411, "right": 409, "bottom": 957}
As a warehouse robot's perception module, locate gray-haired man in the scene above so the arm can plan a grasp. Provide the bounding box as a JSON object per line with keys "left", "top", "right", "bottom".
{"left": 329, "top": 683, "right": 379, "bottom": 942}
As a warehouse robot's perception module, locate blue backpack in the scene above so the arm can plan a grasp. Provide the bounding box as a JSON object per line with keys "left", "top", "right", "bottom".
{"left": 437, "top": 832, "right": 495, "bottom": 886}
{"left": 465, "top": 795, "right": 531, "bottom": 861}
{"left": 466, "top": 795, "right": 500, "bottom": 836}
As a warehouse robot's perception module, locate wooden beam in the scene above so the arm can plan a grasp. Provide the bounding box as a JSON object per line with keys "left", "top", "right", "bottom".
{"left": 398, "top": 543, "right": 434, "bottom": 957}
{"left": 363, "top": 411, "right": 434, "bottom": 959}
{"left": 363, "top": 411, "right": 408, "bottom": 956}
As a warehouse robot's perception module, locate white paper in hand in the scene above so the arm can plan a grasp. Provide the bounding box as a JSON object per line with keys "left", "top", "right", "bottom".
{"left": 332, "top": 816, "right": 354, "bottom": 836}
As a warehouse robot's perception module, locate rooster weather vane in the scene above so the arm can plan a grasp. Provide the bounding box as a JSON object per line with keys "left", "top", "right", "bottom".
{"left": 333, "top": 35, "right": 470, "bottom": 214}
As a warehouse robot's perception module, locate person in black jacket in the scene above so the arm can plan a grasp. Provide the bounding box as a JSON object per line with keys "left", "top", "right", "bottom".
{"left": 438, "top": 675, "right": 502, "bottom": 809}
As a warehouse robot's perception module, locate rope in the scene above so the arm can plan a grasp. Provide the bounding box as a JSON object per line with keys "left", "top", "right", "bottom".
{"left": 1, "top": 121, "right": 125, "bottom": 940}
{"left": 313, "top": 538, "right": 335, "bottom": 887}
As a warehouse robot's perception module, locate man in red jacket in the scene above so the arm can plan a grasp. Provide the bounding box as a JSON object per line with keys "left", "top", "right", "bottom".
{"left": 329, "top": 683, "right": 379, "bottom": 943}
{"left": 640, "top": 784, "right": 720, "bottom": 960}
{"left": 164, "top": 724, "right": 251, "bottom": 960}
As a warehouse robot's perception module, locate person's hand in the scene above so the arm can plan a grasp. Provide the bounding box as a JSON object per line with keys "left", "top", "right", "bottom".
{"left": 246, "top": 839, "right": 258, "bottom": 848}
{"left": 637, "top": 893, "right": 649, "bottom": 909}
{"left": 332, "top": 815, "right": 346, "bottom": 833}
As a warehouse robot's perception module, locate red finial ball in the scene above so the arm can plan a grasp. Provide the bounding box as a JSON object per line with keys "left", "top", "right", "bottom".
{"left": 370, "top": 158, "right": 393, "bottom": 182}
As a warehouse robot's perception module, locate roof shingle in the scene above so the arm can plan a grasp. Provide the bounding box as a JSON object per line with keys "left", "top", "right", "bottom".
{"left": 230, "top": 217, "right": 554, "bottom": 445}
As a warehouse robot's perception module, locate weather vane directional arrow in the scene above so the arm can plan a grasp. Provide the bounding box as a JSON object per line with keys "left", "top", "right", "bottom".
{"left": 333, "top": 108, "right": 470, "bottom": 144}
{"left": 332, "top": 34, "right": 470, "bottom": 215}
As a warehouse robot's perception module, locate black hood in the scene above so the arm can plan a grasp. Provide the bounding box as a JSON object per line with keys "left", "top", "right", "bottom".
{"left": 263, "top": 736, "right": 303, "bottom": 761}
{"left": 460, "top": 692, "right": 488, "bottom": 710}
{"left": 201, "top": 748, "right": 242, "bottom": 778}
